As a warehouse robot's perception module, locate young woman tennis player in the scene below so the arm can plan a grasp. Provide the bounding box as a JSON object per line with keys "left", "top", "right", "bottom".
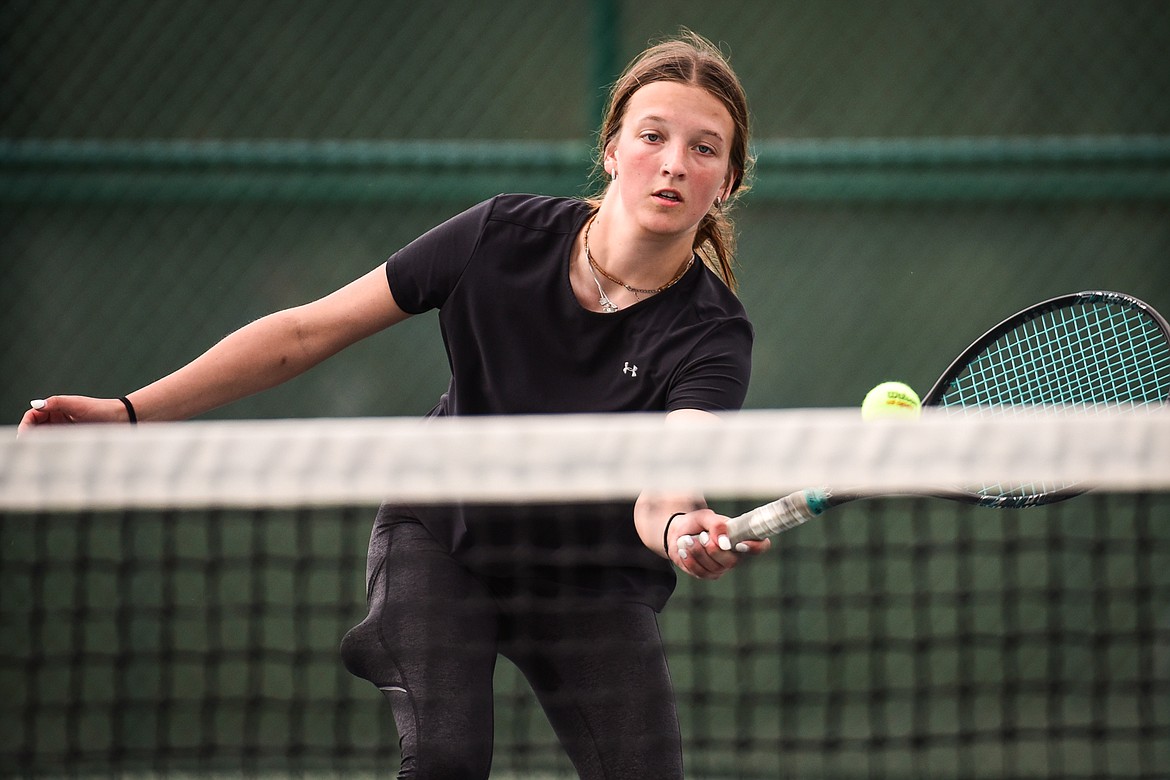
{"left": 21, "top": 31, "right": 771, "bottom": 778}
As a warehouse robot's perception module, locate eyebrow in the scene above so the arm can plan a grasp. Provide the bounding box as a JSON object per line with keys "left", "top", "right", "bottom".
{"left": 638, "top": 114, "right": 726, "bottom": 142}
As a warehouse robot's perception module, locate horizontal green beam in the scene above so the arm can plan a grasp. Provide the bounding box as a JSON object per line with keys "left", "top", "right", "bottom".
{"left": 0, "top": 138, "right": 591, "bottom": 169}
{"left": 0, "top": 139, "right": 596, "bottom": 205}
{"left": 751, "top": 136, "right": 1170, "bottom": 201}
{"left": 2, "top": 136, "right": 1169, "bottom": 203}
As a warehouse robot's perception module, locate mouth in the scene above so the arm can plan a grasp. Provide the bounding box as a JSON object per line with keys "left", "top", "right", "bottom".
{"left": 653, "top": 189, "right": 683, "bottom": 204}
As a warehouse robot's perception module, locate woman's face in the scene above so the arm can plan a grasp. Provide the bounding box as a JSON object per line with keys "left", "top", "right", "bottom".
{"left": 605, "top": 80, "right": 737, "bottom": 239}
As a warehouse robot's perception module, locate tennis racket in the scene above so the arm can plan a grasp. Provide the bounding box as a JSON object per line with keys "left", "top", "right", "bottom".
{"left": 726, "top": 290, "right": 1170, "bottom": 544}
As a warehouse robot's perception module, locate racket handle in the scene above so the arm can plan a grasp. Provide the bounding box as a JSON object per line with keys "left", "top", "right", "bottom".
{"left": 726, "top": 489, "right": 828, "bottom": 543}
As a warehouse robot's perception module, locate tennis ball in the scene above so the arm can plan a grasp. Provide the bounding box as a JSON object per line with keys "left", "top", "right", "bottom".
{"left": 861, "top": 381, "right": 922, "bottom": 421}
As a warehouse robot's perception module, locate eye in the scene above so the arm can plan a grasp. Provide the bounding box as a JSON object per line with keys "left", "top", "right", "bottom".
{"left": 695, "top": 143, "right": 717, "bottom": 156}
{"left": 641, "top": 131, "right": 663, "bottom": 143}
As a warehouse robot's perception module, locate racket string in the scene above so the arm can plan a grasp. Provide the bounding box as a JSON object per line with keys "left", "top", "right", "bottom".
{"left": 933, "top": 299, "right": 1170, "bottom": 500}
{"left": 944, "top": 303, "right": 1169, "bottom": 411}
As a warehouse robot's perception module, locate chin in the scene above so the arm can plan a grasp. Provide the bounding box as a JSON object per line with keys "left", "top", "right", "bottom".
{"left": 638, "top": 209, "right": 702, "bottom": 238}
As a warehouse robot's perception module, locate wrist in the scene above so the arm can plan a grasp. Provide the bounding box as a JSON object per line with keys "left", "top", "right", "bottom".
{"left": 118, "top": 396, "right": 138, "bottom": 425}
{"left": 663, "top": 512, "right": 687, "bottom": 557}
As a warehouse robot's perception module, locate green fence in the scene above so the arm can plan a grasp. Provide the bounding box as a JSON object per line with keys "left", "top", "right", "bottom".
{"left": 3, "top": 2, "right": 1170, "bottom": 777}
{"left": 3, "top": 0, "right": 1169, "bottom": 420}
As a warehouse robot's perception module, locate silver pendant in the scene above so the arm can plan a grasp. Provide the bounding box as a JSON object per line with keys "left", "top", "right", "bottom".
{"left": 599, "top": 295, "right": 619, "bottom": 313}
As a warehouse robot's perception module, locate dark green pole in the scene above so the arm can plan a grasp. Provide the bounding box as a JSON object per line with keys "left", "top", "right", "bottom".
{"left": 589, "top": 0, "right": 620, "bottom": 131}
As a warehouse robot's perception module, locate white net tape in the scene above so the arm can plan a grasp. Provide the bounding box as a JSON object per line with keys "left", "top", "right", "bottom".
{"left": 2, "top": 407, "right": 1169, "bottom": 511}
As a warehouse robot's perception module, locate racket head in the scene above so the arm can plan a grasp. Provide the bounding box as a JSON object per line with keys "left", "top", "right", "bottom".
{"left": 922, "top": 290, "right": 1170, "bottom": 507}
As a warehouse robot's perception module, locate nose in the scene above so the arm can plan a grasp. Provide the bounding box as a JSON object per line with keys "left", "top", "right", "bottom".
{"left": 661, "top": 142, "right": 687, "bottom": 178}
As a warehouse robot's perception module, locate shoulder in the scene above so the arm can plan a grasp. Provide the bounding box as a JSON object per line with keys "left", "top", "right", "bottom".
{"left": 482, "top": 193, "right": 592, "bottom": 235}
{"left": 392, "top": 194, "right": 586, "bottom": 260}
{"left": 671, "top": 265, "right": 755, "bottom": 360}
{"left": 685, "top": 262, "right": 752, "bottom": 326}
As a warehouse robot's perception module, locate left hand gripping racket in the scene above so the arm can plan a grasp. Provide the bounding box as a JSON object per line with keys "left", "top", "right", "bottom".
{"left": 727, "top": 290, "right": 1170, "bottom": 543}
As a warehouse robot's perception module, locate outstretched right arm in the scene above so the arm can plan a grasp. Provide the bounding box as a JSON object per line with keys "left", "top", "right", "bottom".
{"left": 19, "top": 264, "right": 409, "bottom": 433}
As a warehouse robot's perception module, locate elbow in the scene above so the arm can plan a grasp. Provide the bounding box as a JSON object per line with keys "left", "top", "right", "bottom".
{"left": 262, "top": 307, "right": 319, "bottom": 375}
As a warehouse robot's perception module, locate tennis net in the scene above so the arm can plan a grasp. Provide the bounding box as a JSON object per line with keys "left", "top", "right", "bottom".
{"left": 2, "top": 409, "right": 1168, "bottom": 778}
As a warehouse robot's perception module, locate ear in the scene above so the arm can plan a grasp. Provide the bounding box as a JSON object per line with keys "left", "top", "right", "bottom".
{"left": 603, "top": 145, "right": 619, "bottom": 178}
{"left": 714, "top": 183, "right": 730, "bottom": 207}
{"left": 722, "top": 167, "right": 741, "bottom": 200}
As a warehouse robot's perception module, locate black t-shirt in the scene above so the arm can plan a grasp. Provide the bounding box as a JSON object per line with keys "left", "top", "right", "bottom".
{"left": 384, "top": 194, "right": 754, "bottom": 608}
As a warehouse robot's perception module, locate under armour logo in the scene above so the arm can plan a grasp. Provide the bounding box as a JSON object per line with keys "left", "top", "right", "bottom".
{"left": 623, "top": 362, "right": 638, "bottom": 377}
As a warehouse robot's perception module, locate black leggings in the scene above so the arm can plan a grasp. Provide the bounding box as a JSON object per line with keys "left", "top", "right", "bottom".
{"left": 340, "top": 517, "right": 684, "bottom": 779}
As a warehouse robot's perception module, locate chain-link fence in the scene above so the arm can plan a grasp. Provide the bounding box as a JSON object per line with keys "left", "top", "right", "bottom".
{"left": 3, "top": 0, "right": 1168, "bottom": 419}
{"left": 2, "top": 1, "right": 1169, "bottom": 776}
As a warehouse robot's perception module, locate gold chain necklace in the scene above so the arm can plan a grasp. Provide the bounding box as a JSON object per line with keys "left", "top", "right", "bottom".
{"left": 584, "top": 216, "right": 694, "bottom": 310}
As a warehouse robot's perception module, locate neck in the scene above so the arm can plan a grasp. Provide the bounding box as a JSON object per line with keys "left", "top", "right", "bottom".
{"left": 586, "top": 208, "right": 695, "bottom": 288}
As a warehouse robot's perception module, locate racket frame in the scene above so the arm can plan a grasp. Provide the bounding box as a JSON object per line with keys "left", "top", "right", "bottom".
{"left": 726, "top": 290, "right": 1170, "bottom": 543}
{"left": 923, "top": 290, "right": 1170, "bottom": 407}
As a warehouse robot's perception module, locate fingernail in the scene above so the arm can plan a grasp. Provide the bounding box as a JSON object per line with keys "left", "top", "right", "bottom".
{"left": 698, "top": 531, "right": 710, "bottom": 546}
{"left": 679, "top": 536, "right": 694, "bottom": 549}
{"left": 678, "top": 549, "right": 688, "bottom": 560}
{"left": 30, "top": 399, "right": 46, "bottom": 410}
{"left": 718, "top": 535, "right": 731, "bottom": 551}
{"left": 735, "top": 543, "right": 750, "bottom": 553}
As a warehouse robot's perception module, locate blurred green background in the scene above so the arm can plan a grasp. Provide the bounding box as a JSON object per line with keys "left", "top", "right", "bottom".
{"left": 2, "top": 2, "right": 1169, "bottom": 778}
{"left": 3, "top": 0, "right": 1168, "bottom": 420}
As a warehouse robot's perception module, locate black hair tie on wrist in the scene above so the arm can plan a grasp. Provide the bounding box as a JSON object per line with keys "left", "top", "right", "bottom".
{"left": 663, "top": 512, "right": 687, "bottom": 557}
{"left": 118, "top": 396, "right": 138, "bottom": 425}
